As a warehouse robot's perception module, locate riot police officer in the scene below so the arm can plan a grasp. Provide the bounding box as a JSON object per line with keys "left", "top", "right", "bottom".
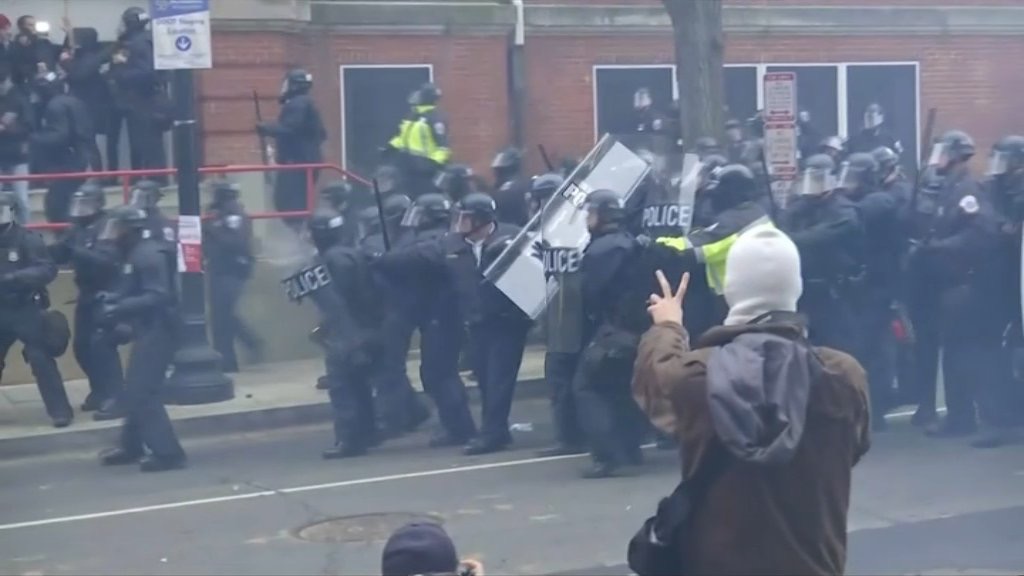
{"left": 982, "top": 135, "right": 1024, "bottom": 447}
{"left": 387, "top": 83, "right": 451, "bottom": 198}
{"left": 0, "top": 192, "right": 73, "bottom": 427}
{"left": 434, "top": 164, "right": 476, "bottom": 204}
{"left": 51, "top": 182, "right": 124, "bottom": 420}
{"left": 205, "top": 180, "right": 263, "bottom": 374}
{"left": 837, "top": 152, "right": 908, "bottom": 430}
{"left": 573, "top": 189, "right": 649, "bottom": 478}
{"left": 379, "top": 192, "right": 477, "bottom": 447}
{"left": 257, "top": 68, "right": 327, "bottom": 231}
{"left": 446, "top": 193, "right": 532, "bottom": 456}
{"left": 490, "top": 147, "right": 530, "bottom": 226}
{"left": 357, "top": 193, "right": 430, "bottom": 437}
{"left": 819, "top": 136, "right": 846, "bottom": 164}
{"left": 778, "top": 154, "right": 865, "bottom": 355}
{"left": 97, "top": 205, "right": 186, "bottom": 472}
{"left": 294, "top": 207, "right": 386, "bottom": 458}
{"left": 318, "top": 179, "right": 359, "bottom": 247}
{"left": 633, "top": 87, "right": 669, "bottom": 135}
{"left": 130, "top": 179, "right": 175, "bottom": 246}
{"left": 527, "top": 173, "right": 589, "bottom": 457}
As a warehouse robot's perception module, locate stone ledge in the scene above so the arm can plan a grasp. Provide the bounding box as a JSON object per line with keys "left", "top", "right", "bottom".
{"left": 211, "top": 2, "right": 1024, "bottom": 36}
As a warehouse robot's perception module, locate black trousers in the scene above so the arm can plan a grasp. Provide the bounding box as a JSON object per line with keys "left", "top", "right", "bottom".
{"left": 544, "top": 351, "right": 584, "bottom": 448}
{"left": 209, "top": 273, "right": 261, "bottom": 373}
{"left": 73, "top": 297, "right": 124, "bottom": 403}
{"left": 0, "top": 305, "right": 72, "bottom": 419}
{"left": 909, "top": 290, "right": 941, "bottom": 415}
{"left": 45, "top": 176, "right": 85, "bottom": 223}
{"left": 469, "top": 319, "right": 530, "bottom": 443}
{"left": 125, "top": 106, "right": 166, "bottom": 179}
{"left": 273, "top": 167, "right": 318, "bottom": 232}
{"left": 106, "top": 107, "right": 134, "bottom": 172}
{"left": 375, "top": 315, "right": 428, "bottom": 435}
{"left": 419, "top": 318, "right": 476, "bottom": 440}
{"left": 119, "top": 320, "right": 184, "bottom": 458}
{"left": 860, "top": 292, "right": 897, "bottom": 418}
{"left": 573, "top": 325, "right": 647, "bottom": 466}
{"left": 325, "top": 352, "right": 377, "bottom": 449}
{"left": 801, "top": 284, "right": 860, "bottom": 357}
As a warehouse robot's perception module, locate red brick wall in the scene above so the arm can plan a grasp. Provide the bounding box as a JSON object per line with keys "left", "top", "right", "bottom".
{"left": 199, "top": 31, "right": 509, "bottom": 179}
{"left": 201, "top": 19, "right": 1024, "bottom": 179}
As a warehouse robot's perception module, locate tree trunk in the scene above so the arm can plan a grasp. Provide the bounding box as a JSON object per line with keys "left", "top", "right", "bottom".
{"left": 664, "top": 0, "right": 725, "bottom": 147}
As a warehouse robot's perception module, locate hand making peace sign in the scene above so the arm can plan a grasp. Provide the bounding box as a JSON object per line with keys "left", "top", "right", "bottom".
{"left": 647, "top": 269, "right": 690, "bottom": 327}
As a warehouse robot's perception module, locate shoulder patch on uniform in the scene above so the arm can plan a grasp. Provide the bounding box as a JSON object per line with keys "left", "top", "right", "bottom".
{"left": 225, "top": 215, "right": 243, "bottom": 229}
{"left": 163, "top": 227, "right": 176, "bottom": 242}
{"left": 8, "top": 250, "right": 19, "bottom": 263}
{"left": 893, "top": 140, "right": 904, "bottom": 154}
{"left": 123, "top": 263, "right": 133, "bottom": 274}
{"left": 959, "top": 194, "right": 979, "bottom": 215}
{"left": 433, "top": 122, "right": 446, "bottom": 136}
{"left": 142, "top": 229, "right": 152, "bottom": 239}
{"left": 652, "top": 118, "right": 663, "bottom": 130}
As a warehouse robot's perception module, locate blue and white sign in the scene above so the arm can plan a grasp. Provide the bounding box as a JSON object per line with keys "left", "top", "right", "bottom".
{"left": 150, "top": 0, "right": 212, "bottom": 70}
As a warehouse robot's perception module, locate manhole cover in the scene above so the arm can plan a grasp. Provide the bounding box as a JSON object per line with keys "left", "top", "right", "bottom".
{"left": 295, "top": 512, "right": 443, "bottom": 544}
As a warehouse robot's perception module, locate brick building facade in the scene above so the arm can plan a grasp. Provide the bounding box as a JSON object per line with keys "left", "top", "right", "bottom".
{"left": 198, "top": 0, "right": 1024, "bottom": 179}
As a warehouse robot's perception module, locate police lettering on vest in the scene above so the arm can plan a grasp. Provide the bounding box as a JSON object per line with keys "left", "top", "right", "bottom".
{"left": 282, "top": 264, "right": 332, "bottom": 302}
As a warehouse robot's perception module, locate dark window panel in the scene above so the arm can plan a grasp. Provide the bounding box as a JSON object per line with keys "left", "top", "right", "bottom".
{"left": 594, "top": 67, "right": 674, "bottom": 139}
{"left": 846, "top": 64, "right": 918, "bottom": 173}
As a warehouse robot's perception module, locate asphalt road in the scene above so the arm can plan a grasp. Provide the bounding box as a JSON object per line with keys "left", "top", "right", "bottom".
{"left": 1, "top": 398, "right": 1023, "bottom": 576}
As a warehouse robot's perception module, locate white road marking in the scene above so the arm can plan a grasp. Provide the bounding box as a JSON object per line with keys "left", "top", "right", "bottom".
{"left": 0, "top": 452, "right": 587, "bottom": 532}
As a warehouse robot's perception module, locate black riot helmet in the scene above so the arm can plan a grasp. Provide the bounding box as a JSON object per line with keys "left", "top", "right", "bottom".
{"left": 359, "top": 194, "right": 411, "bottom": 239}
{"left": 836, "top": 152, "right": 879, "bottom": 194}
{"left": 820, "top": 135, "right": 845, "bottom": 158}
{"left": 415, "top": 83, "right": 441, "bottom": 106}
{"left": 130, "top": 179, "right": 163, "bottom": 211}
{"left": 281, "top": 68, "right": 313, "bottom": 99}
{"left": 120, "top": 7, "right": 150, "bottom": 35}
{"left": 724, "top": 118, "right": 744, "bottom": 143}
{"left": 527, "top": 172, "right": 564, "bottom": 216}
{"left": 712, "top": 164, "right": 757, "bottom": 212}
{"left": 491, "top": 147, "right": 523, "bottom": 171}
{"left": 308, "top": 206, "right": 346, "bottom": 251}
{"left": 582, "top": 189, "right": 625, "bottom": 232}
{"left": 211, "top": 180, "right": 240, "bottom": 206}
{"left": 0, "top": 191, "right": 17, "bottom": 228}
{"left": 695, "top": 137, "right": 720, "bottom": 159}
{"left": 698, "top": 154, "right": 729, "bottom": 193}
{"left": 436, "top": 164, "right": 475, "bottom": 202}
{"left": 401, "top": 193, "right": 452, "bottom": 230}
{"left": 319, "top": 180, "right": 354, "bottom": 211}
{"left": 451, "top": 192, "right": 496, "bottom": 235}
{"left": 99, "top": 204, "right": 148, "bottom": 245}
{"left": 69, "top": 181, "right": 106, "bottom": 221}
{"left": 988, "top": 135, "right": 1024, "bottom": 179}
{"left": 929, "top": 130, "right": 975, "bottom": 174}
{"left": 794, "top": 154, "right": 837, "bottom": 196}
{"left": 871, "top": 146, "right": 901, "bottom": 181}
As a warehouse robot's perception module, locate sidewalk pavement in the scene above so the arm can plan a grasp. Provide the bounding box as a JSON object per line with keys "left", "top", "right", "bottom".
{"left": 0, "top": 346, "right": 548, "bottom": 460}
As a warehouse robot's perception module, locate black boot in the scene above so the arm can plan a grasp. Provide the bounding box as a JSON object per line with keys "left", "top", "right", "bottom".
{"left": 93, "top": 398, "right": 124, "bottom": 422}
{"left": 99, "top": 447, "right": 142, "bottom": 466}
{"left": 322, "top": 442, "right": 368, "bottom": 459}
{"left": 581, "top": 461, "right": 617, "bottom": 479}
{"left": 463, "top": 436, "right": 508, "bottom": 456}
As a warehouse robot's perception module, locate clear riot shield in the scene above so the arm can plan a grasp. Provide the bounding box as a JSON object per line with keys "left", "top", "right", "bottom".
{"left": 483, "top": 135, "right": 651, "bottom": 353}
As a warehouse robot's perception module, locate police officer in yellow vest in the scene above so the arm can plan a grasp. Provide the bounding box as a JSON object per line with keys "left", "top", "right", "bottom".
{"left": 651, "top": 164, "right": 774, "bottom": 335}
{"left": 387, "top": 83, "right": 452, "bottom": 198}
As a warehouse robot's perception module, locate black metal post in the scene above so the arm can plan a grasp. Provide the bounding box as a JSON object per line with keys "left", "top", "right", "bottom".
{"left": 165, "top": 68, "right": 233, "bottom": 405}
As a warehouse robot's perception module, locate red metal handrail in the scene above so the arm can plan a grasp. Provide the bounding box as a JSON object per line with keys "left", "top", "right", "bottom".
{"left": 0, "top": 163, "right": 369, "bottom": 231}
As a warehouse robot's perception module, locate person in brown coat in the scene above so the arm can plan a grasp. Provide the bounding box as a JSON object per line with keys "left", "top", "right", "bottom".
{"left": 633, "top": 225, "right": 871, "bottom": 575}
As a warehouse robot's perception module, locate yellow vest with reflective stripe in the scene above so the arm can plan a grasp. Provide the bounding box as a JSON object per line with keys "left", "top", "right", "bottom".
{"left": 388, "top": 105, "right": 451, "bottom": 166}
{"left": 656, "top": 217, "right": 775, "bottom": 295}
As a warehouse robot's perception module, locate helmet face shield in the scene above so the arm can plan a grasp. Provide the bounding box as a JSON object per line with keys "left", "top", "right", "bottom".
{"left": 795, "top": 168, "right": 834, "bottom": 196}
{"left": 69, "top": 194, "right": 99, "bottom": 219}
{"left": 988, "top": 150, "right": 1009, "bottom": 176}
{"left": 400, "top": 205, "right": 422, "bottom": 228}
{"left": 928, "top": 142, "right": 951, "bottom": 170}
{"left": 98, "top": 218, "right": 128, "bottom": 241}
{"left": 835, "top": 163, "right": 867, "bottom": 191}
{"left": 451, "top": 210, "right": 475, "bottom": 234}
{"left": 0, "top": 204, "right": 12, "bottom": 225}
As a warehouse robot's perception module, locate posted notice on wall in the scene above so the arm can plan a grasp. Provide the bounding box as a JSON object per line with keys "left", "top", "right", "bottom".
{"left": 178, "top": 215, "right": 203, "bottom": 273}
{"left": 151, "top": 0, "right": 212, "bottom": 70}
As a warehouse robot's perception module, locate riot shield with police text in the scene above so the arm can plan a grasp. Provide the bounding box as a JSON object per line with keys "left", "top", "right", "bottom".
{"left": 483, "top": 135, "right": 651, "bottom": 353}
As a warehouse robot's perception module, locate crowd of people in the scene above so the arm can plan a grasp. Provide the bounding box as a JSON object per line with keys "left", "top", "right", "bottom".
{"left": 0, "top": 9, "right": 170, "bottom": 224}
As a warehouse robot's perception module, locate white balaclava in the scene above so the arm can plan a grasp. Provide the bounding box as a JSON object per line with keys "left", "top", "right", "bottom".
{"left": 723, "top": 226, "right": 803, "bottom": 326}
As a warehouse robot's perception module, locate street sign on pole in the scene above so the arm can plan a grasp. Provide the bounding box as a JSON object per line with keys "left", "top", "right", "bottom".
{"left": 763, "top": 72, "right": 799, "bottom": 206}
{"left": 151, "top": 0, "right": 212, "bottom": 70}
{"left": 763, "top": 71, "right": 797, "bottom": 123}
